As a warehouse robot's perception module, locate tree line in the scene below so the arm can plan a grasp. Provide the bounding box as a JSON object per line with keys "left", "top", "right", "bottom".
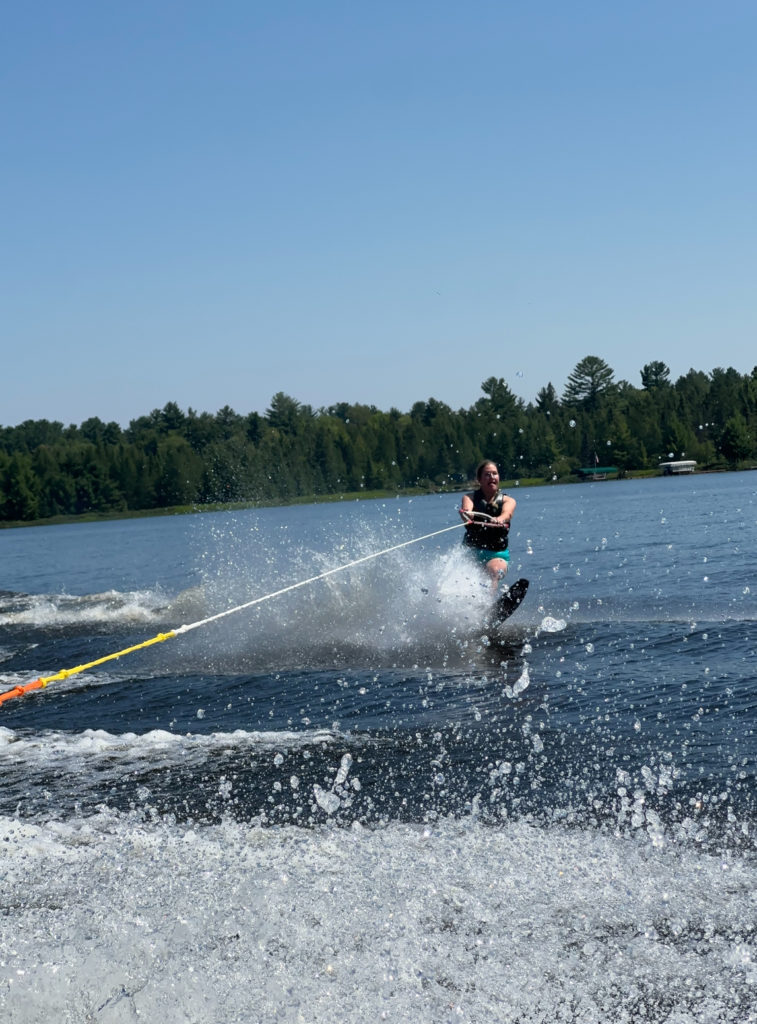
{"left": 1, "top": 356, "right": 755, "bottom": 522}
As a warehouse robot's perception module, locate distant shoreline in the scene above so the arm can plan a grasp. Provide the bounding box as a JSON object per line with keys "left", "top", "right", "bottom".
{"left": 0, "top": 466, "right": 743, "bottom": 530}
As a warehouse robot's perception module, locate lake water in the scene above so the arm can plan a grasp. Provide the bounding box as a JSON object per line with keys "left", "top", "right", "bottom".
{"left": 1, "top": 473, "right": 755, "bottom": 1022}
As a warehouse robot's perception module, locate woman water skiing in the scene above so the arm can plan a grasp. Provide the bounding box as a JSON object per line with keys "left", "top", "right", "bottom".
{"left": 459, "top": 460, "right": 516, "bottom": 589}
{"left": 460, "top": 459, "right": 528, "bottom": 622}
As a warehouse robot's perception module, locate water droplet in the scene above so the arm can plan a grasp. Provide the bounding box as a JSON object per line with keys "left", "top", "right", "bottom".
{"left": 314, "top": 784, "right": 341, "bottom": 815}
{"left": 274, "top": 753, "right": 284, "bottom": 767}
{"left": 335, "top": 753, "right": 353, "bottom": 786}
{"left": 196, "top": 708, "right": 205, "bottom": 719}
{"left": 585, "top": 642, "right": 594, "bottom": 653}
{"left": 569, "top": 419, "right": 576, "bottom": 428}
{"left": 540, "top": 616, "right": 566, "bottom": 633}
{"left": 505, "top": 666, "right": 530, "bottom": 697}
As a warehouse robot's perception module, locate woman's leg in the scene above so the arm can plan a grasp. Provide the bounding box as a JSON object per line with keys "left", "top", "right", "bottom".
{"left": 484, "top": 556, "right": 508, "bottom": 590}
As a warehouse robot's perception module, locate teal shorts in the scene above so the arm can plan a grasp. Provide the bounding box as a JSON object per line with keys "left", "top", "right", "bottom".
{"left": 468, "top": 547, "right": 510, "bottom": 565}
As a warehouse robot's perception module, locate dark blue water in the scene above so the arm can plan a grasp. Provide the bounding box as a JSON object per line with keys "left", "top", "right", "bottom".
{"left": 1, "top": 475, "right": 755, "bottom": 1022}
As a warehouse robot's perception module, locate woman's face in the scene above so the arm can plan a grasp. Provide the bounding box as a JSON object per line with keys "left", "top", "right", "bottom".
{"left": 478, "top": 463, "right": 499, "bottom": 493}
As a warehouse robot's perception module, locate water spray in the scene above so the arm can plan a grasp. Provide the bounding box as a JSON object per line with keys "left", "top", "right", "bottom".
{"left": 0, "top": 523, "right": 465, "bottom": 707}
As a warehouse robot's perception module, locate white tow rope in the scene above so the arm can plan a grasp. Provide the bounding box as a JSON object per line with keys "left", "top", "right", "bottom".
{"left": 1, "top": 520, "right": 468, "bottom": 706}
{"left": 175, "top": 522, "right": 465, "bottom": 635}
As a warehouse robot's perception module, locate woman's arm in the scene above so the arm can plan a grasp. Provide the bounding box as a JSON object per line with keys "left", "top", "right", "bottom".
{"left": 495, "top": 495, "right": 516, "bottom": 523}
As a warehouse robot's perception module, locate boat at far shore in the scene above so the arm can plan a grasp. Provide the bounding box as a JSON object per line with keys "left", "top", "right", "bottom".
{"left": 658, "top": 460, "right": 697, "bottom": 475}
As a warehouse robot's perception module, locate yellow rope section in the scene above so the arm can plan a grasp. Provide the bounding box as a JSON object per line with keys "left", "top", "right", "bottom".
{"left": 0, "top": 632, "right": 176, "bottom": 708}
{"left": 0, "top": 521, "right": 466, "bottom": 709}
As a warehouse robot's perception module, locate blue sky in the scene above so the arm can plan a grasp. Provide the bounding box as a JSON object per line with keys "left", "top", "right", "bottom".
{"left": 3, "top": 1, "right": 755, "bottom": 428}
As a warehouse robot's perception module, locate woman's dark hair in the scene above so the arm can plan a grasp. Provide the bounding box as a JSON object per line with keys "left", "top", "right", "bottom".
{"left": 476, "top": 460, "right": 498, "bottom": 481}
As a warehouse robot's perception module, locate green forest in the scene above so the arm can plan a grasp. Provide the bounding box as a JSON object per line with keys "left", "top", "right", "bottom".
{"left": 2, "top": 357, "right": 755, "bottom": 524}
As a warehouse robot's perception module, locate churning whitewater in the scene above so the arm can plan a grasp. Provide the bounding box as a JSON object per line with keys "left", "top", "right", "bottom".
{"left": 1, "top": 476, "right": 755, "bottom": 1022}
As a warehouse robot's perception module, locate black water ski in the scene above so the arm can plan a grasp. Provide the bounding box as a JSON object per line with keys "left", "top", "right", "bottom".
{"left": 492, "top": 578, "right": 529, "bottom": 623}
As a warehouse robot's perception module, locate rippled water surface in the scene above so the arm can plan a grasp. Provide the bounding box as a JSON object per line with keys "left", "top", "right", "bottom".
{"left": 1, "top": 473, "right": 755, "bottom": 1022}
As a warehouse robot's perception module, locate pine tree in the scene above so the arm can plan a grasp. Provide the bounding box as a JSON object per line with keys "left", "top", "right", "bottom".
{"left": 640, "top": 361, "right": 671, "bottom": 390}
{"left": 563, "top": 356, "right": 616, "bottom": 409}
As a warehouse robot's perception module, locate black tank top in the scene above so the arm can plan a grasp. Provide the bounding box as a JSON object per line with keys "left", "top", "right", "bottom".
{"left": 463, "top": 489, "right": 510, "bottom": 551}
